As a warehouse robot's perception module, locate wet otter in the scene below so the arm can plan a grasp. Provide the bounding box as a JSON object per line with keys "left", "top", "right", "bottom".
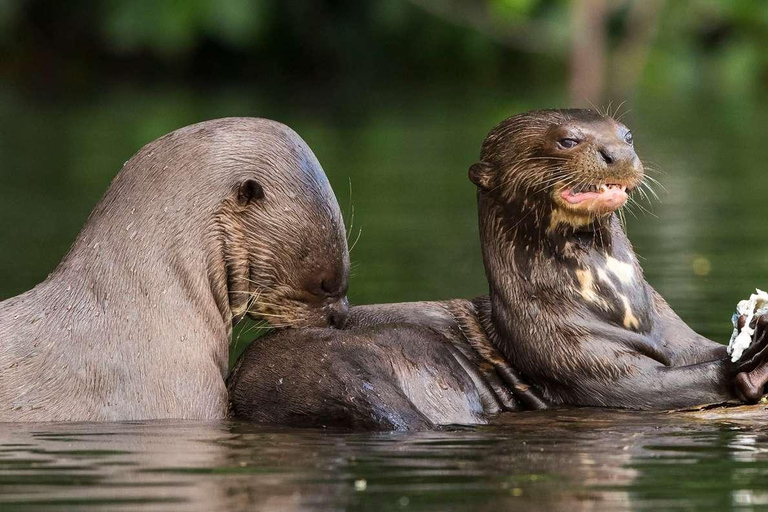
{"left": 228, "top": 324, "right": 483, "bottom": 430}
{"left": 229, "top": 109, "right": 768, "bottom": 430}
{"left": 468, "top": 108, "right": 766, "bottom": 408}
{"left": 0, "top": 117, "right": 349, "bottom": 422}
{"left": 228, "top": 299, "right": 545, "bottom": 430}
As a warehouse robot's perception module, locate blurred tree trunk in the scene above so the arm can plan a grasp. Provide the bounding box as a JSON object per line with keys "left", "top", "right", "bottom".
{"left": 608, "top": 0, "right": 664, "bottom": 102}
{"left": 409, "top": 0, "right": 663, "bottom": 109}
{"left": 570, "top": 0, "right": 607, "bottom": 107}
{"left": 570, "top": 0, "right": 664, "bottom": 107}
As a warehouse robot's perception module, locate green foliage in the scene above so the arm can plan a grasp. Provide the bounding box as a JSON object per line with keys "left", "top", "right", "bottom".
{"left": 0, "top": 0, "right": 22, "bottom": 42}
{"left": 101, "top": 0, "right": 266, "bottom": 55}
{"left": 2, "top": 0, "right": 768, "bottom": 96}
{"left": 489, "top": 0, "right": 539, "bottom": 21}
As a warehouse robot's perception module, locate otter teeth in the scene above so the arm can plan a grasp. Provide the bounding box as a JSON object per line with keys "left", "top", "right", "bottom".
{"left": 569, "top": 184, "right": 627, "bottom": 195}
{"left": 572, "top": 184, "right": 599, "bottom": 194}
{"left": 598, "top": 184, "right": 627, "bottom": 194}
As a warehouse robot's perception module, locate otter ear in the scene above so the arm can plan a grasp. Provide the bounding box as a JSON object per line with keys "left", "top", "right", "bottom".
{"left": 237, "top": 179, "right": 265, "bottom": 206}
{"left": 469, "top": 162, "right": 492, "bottom": 191}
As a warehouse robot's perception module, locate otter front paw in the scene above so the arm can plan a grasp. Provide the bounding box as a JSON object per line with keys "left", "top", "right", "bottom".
{"left": 733, "top": 314, "right": 768, "bottom": 403}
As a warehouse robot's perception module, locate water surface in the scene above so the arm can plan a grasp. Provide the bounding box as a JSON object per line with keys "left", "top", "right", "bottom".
{"left": 2, "top": 408, "right": 768, "bottom": 511}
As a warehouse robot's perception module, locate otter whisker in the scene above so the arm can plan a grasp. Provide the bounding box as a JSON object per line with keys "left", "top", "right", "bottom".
{"left": 245, "top": 310, "right": 289, "bottom": 319}
{"left": 641, "top": 175, "right": 666, "bottom": 194}
{"left": 513, "top": 156, "right": 571, "bottom": 163}
{"left": 345, "top": 177, "right": 355, "bottom": 242}
{"left": 349, "top": 227, "right": 363, "bottom": 254}
{"left": 231, "top": 287, "right": 266, "bottom": 321}
{"left": 227, "top": 291, "right": 285, "bottom": 307}
{"left": 635, "top": 181, "right": 660, "bottom": 207}
{"left": 529, "top": 174, "right": 578, "bottom": 196}
{"left": 524, "top": 170, "right": 576, "bottom": 195}
{"left": 240, "top": 303, "right": 287, "bottom": 313}
{"left": 586, "top": 98, "right": 604, "bottom": 117}
{"left": 613, "top": 100, "right": 630, "bottom": 122}
{"left": 228, "top": 289, "right": 272, "bottom": 297}
{"left": 638, "top": 183, "right": 657, "bottom": 204}
{"left": 530, "top": 171, "right": 574, "bottom": 186}
{"left": 232, "top": 318, "right": 271, "bottom": 356}
{"left": 640, "top": 159, "right": 666, "bottom": 174}
{"left": 617, "top": 208, "right": 627, "bottom": 229}
{"left": 631, "top": 199, "right": 657, "bottom": 218}
{"left": 605, "top": 100, "right": 614, "bottom": 118}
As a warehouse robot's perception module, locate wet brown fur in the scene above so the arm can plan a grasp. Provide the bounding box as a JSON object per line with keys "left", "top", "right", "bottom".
{"left": 471, "top": 109, "right": 743, "bottom": 409}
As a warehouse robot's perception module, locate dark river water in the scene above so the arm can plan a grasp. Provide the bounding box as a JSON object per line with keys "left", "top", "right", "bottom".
{"left": 2, "top": 407, "right": 768, "bottom": 511}
{"left": 1, "top": 81, "right": 768, "bottom": 510}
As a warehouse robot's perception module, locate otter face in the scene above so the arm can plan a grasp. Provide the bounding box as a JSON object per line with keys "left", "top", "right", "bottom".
{"left": 222, "top": 160, "right": 350, "bottom": 330}
{"left": 545, "top": 115, "right": 642, "bottom": 218}
{"left": 470, "top": 109, "right": 644, "bottom": 229}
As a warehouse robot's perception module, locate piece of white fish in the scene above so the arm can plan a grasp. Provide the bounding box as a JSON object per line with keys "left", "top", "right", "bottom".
{"left": 727, "top": 288, "right": 768, "bottom": 362}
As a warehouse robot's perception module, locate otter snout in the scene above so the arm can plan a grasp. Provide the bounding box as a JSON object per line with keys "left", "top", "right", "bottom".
{"left": 326, "top": 297, "right": 350, "bottom": 329}
{"left": 597, "top": 143, "right": 636, "bottom": 168}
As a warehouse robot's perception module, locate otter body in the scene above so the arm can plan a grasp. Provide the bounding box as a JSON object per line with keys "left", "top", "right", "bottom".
{"left": 229, "top": 299, "right": 545, "bottom": 430}
{"left": 228, "top": 324, "right": 486, "bottom": 430}
{"left": 469, "top": 108, "right": 765, "bottom": 408}
{"left": 0, "top": 118, "right": 349, "bottom": 422}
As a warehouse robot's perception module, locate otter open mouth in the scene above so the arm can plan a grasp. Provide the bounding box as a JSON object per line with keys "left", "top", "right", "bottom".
{"left": 561, "top": 183, "right": 628, "bottom": 211}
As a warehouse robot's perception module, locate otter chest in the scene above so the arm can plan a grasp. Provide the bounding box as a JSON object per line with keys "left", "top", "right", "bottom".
{"left": 571, "top": 253, "right": 652, "bottom": 332}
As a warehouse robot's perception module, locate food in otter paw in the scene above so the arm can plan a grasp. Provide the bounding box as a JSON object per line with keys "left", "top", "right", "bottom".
{"left": 727, "top": 289, "right": 768, "bottom": 362}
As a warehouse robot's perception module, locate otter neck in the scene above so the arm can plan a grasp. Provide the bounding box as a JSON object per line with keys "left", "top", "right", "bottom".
{"left": 34, "top": 178, "right": 234, "bottom": 379}
{"left": 477, "top": 191, "right": 614, "bottom": 268}
{"left": 476, "top": 191, "right": 617, "bottom": 353}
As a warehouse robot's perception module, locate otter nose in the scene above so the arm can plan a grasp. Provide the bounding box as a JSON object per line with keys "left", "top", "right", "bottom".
{"left": 598, "top": 144, "right": 636, "bottom": 167}
{"left": 326, "top": 297, "right": 350, "bottom": 329}
{"left": 599, "top": 147, "right": 615, "bottom": 165}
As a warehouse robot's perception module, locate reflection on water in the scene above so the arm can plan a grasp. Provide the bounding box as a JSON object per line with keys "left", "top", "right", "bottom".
{"left": 2, "top": 82, "right": 768, "bottom": 509}
{"left": 1, "top": 409, "right": 768, "bottom": 511}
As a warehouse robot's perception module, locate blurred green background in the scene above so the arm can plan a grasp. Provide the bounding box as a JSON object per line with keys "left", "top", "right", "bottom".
{"left": 2, "top": 0, "right": 768, "bottom": 348}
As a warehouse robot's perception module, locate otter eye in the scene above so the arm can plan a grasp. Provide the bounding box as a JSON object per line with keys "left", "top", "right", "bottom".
{"left": 624, "top": 131, "right": 633, "bottom": 145}
{"left": 557, "top": 138, "right": 579, "bottom": 149}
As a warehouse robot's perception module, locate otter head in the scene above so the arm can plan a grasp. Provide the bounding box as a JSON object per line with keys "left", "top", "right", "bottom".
{"left": 216, "top": 121, "right": 350, "bottom": 330}
{"left": 469, "top": 109, "right": 643, "bottom": 232}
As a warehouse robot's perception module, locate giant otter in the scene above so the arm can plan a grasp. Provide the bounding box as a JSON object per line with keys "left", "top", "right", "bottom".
{"left": 229, "top": 109, "right": 768, "bottom": 430}
{"left": 467, "top": 109, "right": 766, "bottom": 408}
{"left": 0, "top": 117, "right": 349, "bottom": 422}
